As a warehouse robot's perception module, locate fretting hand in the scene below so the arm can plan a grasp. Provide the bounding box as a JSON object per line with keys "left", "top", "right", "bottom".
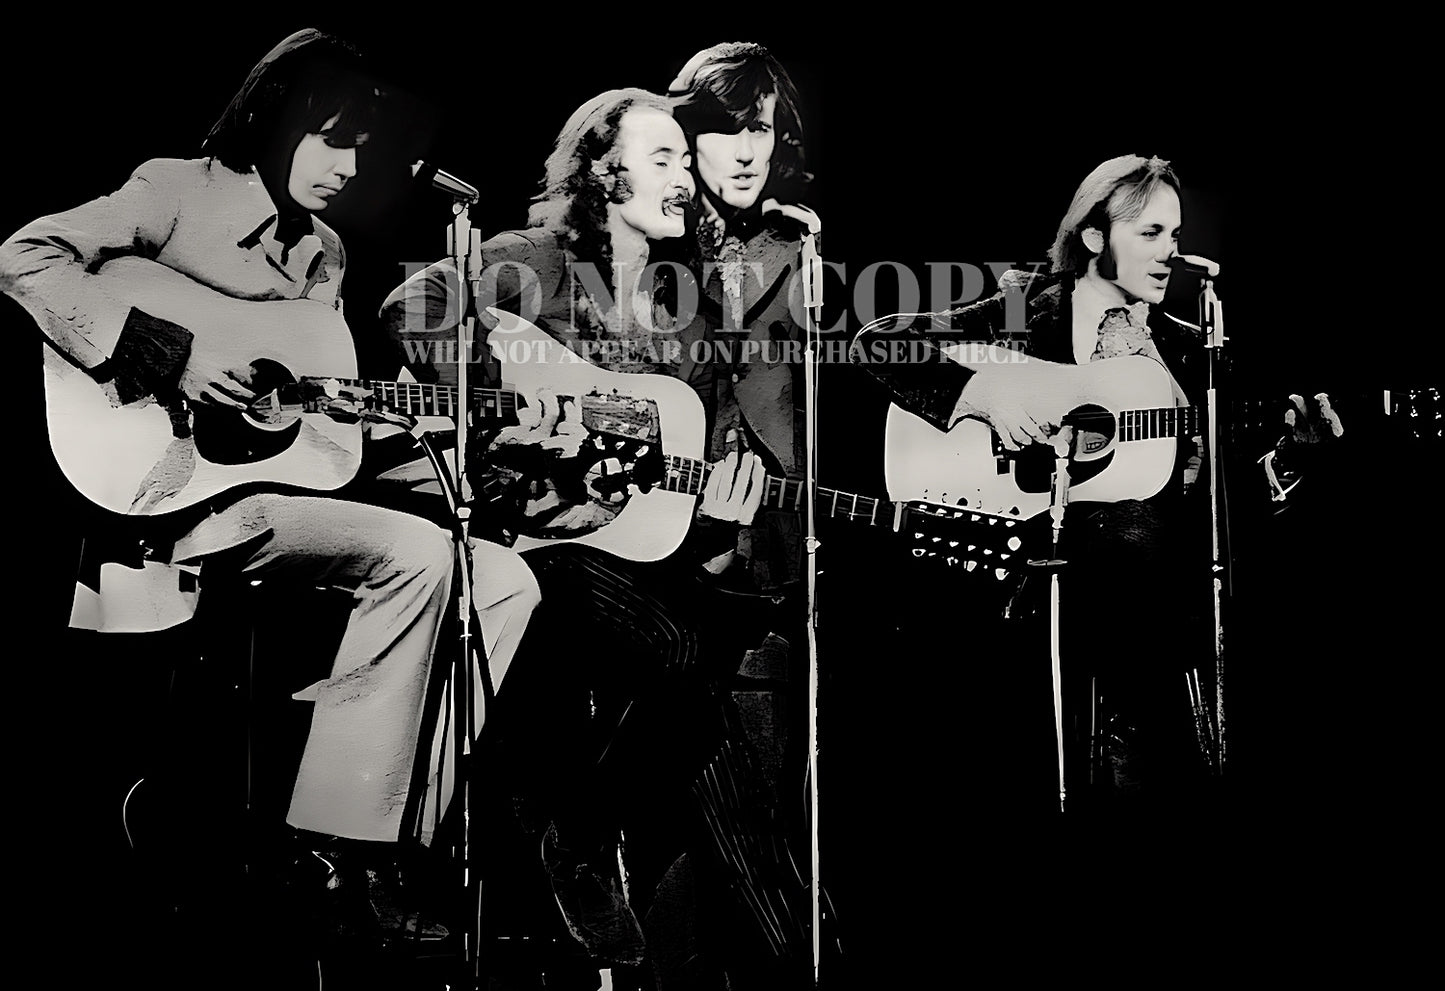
{"left": 699, "top": 439, "right": 766, "bottom": 526}
{"left": 1260, "top": 392, "right": 1344, "bottom": 508}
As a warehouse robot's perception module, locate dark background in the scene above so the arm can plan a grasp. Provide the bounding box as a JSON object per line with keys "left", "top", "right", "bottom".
{"left": 4, "top": 17, "right": 1435, "bottom": 985}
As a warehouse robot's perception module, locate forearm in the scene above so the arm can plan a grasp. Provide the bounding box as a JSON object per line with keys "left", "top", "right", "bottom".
{"left": 2, "top": 163, "right": 189, "bottom": 397}
{"left": 851, "top": 311, "right": 980, "bottom": 432}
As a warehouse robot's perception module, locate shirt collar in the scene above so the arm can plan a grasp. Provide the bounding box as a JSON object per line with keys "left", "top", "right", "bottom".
{"left": 227, "top": 162, "right": 318, "bottom": 251}
{"left": 1073, "top": 276, "right": 1151, "bottom": 331}
{"left": 222, "top": 162, "right": 322, "bottom": 273}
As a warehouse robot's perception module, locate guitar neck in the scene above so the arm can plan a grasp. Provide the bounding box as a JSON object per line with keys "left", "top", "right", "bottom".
{"left": 318, "top": 378, "right": 520, "bottom": 420}
{"left": 662, "top": 456, "right": 898, "bottom": 527}
{"left": 1116, "top": 405, "right": 1201, "bottom": 442}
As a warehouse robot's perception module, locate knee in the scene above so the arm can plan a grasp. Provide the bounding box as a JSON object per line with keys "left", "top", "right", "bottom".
{"left": 472, "top": 541, "right": 543, "bottom": 615}
{"left": 507, "top": 554, "right": 543, "bottom": 616}
{"left": 389, "top": 523, "right": 455, "bottom": 588}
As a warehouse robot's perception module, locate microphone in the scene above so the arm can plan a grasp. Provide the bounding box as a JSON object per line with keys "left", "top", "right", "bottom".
{"left": 411, "top": 161, "right": 479, "bottom": 203}
{"left": 1171, "top": 253, "right": 1220, "bottom": 278}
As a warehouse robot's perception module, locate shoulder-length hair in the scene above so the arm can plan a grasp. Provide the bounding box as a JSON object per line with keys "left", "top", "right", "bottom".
{"left": 667, "top": 42, "right": 808, "bottom": 197}
{"left": 527, "top": 88, "right": 674, "bottom": 281}
{"left": 202, "top": 29, "right": 381, "bottom": 173}
{"left": 1048, "top": 155, "right": 1180, "bottom": 276}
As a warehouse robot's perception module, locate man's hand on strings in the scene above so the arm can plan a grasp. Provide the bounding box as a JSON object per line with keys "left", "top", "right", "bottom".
{"left": 490, "top": 388, "right": 587, "bottom": 458}
{"left": 954, "top": 363, "right": 1070, "bottom": 451}
{"left": 699, "top": 432, "right": 766, "bottom": 526}
{"left": 179, "top": 354, "right": 257, "bottom": 409}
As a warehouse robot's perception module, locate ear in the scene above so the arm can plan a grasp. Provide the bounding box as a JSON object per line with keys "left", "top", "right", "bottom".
{"left": 1081, "top": 227, "right": 1105, "bottom": 255}
{"left": 589, "top": 159, "right": 617, "bottom": 195}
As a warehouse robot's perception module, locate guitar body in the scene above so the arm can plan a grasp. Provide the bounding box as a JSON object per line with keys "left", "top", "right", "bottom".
{"left": 42, "top": 258, "right": 361, "bottom": 516}
{"left": 885, "top": 347, "right": 1180, "bottom": 519}
{"left": 487, "top": 309, "right": 706, "bottom": 562}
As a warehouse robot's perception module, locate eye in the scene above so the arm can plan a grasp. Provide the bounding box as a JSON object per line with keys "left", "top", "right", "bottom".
{"left": 322, "top": 131, "right": 364, "bottom": 150}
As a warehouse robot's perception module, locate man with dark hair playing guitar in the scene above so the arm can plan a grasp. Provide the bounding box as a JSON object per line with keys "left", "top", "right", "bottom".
{"left": 0, "top": 28, "right": 541, "bottom": 949}
{"left": 381, "top": 58, "right": 831, "bottom": 985}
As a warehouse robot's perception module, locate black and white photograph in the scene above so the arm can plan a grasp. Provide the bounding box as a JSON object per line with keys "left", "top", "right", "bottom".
{"left": 4, "top": 17, "right": 1436, "bottom": 990}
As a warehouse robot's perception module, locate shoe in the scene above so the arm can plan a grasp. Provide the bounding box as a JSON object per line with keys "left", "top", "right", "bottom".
{"left": 364, "top": 864, "right": 451, "bottom": 942}
{"left": 282, "top": 847, "right": 381, "bottom": 942}
{"left": 540, "top": 821, "right": 647, "bottom": 966}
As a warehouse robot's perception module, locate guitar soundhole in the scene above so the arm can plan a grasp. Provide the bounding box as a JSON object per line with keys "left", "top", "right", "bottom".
{"left": 488, "top": 396, "right": 667, "bottom": 541}
{"left": 192, "top": 359, "right": 304, "bottom": 465}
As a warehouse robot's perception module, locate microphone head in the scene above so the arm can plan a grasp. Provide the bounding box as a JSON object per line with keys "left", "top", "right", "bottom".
{"left": 1171, "top": 253, "right": 1220, "bottom": 278}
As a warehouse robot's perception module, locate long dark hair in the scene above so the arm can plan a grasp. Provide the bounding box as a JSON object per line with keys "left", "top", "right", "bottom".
{"left": 202, "top": 29, "right": 381, "bottom": 190}
{"left": 668, "top": 42, "right": 809, "bottom": 206}
{"left": 527, "top": 88, "right": 674, "bottom": 288}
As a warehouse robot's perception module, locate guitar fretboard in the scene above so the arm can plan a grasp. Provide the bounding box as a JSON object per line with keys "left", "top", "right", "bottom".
{"left": 313, "top": 378, "right": 520, "bottom": 420}
{"left": 661, "top": 455, "right": 893, "bottom": 526}
{"left": 1117, "top": 406, "right": 1200, "bottom": 442}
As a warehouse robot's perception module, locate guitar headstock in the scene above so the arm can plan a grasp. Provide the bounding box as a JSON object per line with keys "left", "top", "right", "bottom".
{"left": 898, "top": 501, "right": 1034, "bottom": 583}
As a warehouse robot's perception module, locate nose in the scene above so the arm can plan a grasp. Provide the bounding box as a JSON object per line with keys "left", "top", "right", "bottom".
{"left": 673, "top": 166, "right": 695, "bottom": 195}
{"left": 735, "top": 130, "right": 755, "bottom": 165}
{"left": 333, "top": 146, "right": 357, "bottom": 180}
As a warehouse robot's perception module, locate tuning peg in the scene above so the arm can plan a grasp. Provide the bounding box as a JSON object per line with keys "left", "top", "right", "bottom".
{"left": 967, "top": 544, "right": 977, "bottom": 552}
{"left": 965, "top": 560, "right": 978, "bottom": 572}
{"left": 948, "top": 540, "right": 960, "bottom": 548}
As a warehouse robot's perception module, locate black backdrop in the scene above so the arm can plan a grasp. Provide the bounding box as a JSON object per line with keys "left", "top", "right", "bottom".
{"left": 4, "top": 17, "right": 1436, "bottom": 985}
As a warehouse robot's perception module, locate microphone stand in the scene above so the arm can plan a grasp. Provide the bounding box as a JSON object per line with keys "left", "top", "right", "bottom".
{"left": 1200, "top": 271, "right": 1227, "bottom": 773}
{"left": 410, "top": 189, "right": 493, "bottom": 985}
{"left": 1027, "top": 427, "right": 1074, "bottom": 813}
{"left": 800, "top": 231, "right": 824, "bottom": 987}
